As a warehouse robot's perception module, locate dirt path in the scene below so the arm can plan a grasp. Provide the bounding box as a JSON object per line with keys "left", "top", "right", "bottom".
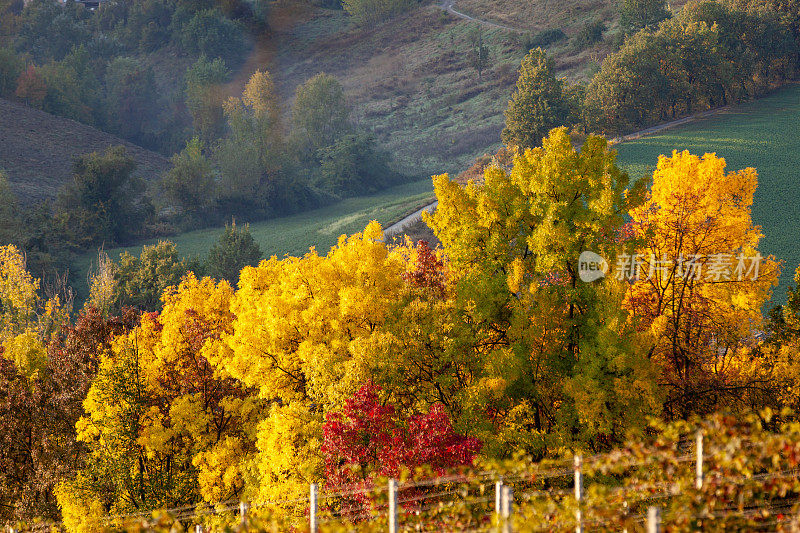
{"left": 382, "top": 103, "right": 742, "bottom": 239}
{"left": 611, "top": 105, "right": 733, "bottom": 143}
{"left": 440, "top": 0, "right": 522, "bottom": 32}
{"left": 383, "top": 201, "right": 439, "bottom": 238}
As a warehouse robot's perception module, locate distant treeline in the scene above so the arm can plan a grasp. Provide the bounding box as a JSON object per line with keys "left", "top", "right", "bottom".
{"left": 585, "top": 0, "right": 800, "bottom": 133}
{"left": 0, "top": 0, "right": 404, "bottom": 287}
{"left": 502, "top": 0, "right": 800, "bottom": 145}
{"left": 0, "top": 67, "right": 399, "bottom": 287}
{"left": 0, "top": 0, "right": 262, "bottom": 154}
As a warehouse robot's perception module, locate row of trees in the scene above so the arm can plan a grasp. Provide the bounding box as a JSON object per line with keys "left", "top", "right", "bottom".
{"left": 503, "top": 0, "right": 800, "bottom": 143}
{"left": 586, "top": 0, "right": 798, "bottom": 132}
{"left": 2, "top": 128, "right": 799, "bottom": 528}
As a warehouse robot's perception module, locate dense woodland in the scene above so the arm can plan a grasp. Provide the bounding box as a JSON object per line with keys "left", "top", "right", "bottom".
{"left": 1, "top": 0, "right": 800, "bottom": 529}
{"left": 3, "top": 126, "right": 800, "bottom": 528}
{"left": 0, "top": 0, "right": 401, "bottom": 283}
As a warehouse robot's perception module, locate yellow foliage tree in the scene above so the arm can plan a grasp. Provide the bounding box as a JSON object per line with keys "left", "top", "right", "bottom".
{"left": 626, "top": 151, "right": 779, "bottom": 418}
{"left": 219, "top": 221, "right": 410, "bottom": 504}
{"left": 424, "top": 128, "right": 660, "bottom": 455}
{"left": 58, "top": 275, "right": 264, "bottom": 524}
{"left": 0, "top": 244, "right": 67, "bottom": 379}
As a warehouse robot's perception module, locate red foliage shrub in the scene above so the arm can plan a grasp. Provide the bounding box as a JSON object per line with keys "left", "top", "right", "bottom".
{"left": 321, "top": 382, "right": 481, "bottom": 517}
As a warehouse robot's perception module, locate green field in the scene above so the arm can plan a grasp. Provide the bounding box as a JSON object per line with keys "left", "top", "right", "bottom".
{"left": 73, "top": 179, "right": 435, "bottom": 298}
{"left": 615, "top": 83, "right": 800, "bottom": 305}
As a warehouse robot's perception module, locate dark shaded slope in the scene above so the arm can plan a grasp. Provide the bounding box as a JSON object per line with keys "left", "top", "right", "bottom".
{"left": 0, "top": 98, "right": 170, "bottom": 204}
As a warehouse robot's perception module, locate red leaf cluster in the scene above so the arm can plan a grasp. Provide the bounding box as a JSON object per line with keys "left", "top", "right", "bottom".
{"left": 402, "top": 241, "right": 446, "bottom": 296}
{"left": 321, "top": 382, "right": 481, "bottom": 517}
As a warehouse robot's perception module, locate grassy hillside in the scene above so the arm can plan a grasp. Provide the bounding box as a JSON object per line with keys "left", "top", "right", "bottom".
{"left": 0, "top": 98, "right": 170, "bottom": 204}
{"left": 245, "top": 0, "right": 619, "bottom": 179}
{"left": 615, "top": 83, "right": 800, "bottom": 305}
{"left": 73, "top": 178, "right": 435, "bottom": 298}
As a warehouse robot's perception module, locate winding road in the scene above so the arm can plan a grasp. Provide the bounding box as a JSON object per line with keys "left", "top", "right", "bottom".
{"left": 382, "top": 1, "right": 739, "bottom": 240}
{"left": 383, "top": 201, "right": 438, "bottom": 238}
{"left": 439, "top": 0, "right": 522, "bottom": 32}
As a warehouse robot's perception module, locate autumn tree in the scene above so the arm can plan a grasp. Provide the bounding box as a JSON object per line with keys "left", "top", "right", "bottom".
{"left": 58, "top": 276, "right": 264, "bottom": 527}
{"left": 0, "top": 254, "right": 128, "bottom": 524}
{"left": 215, "top": 70, "right": 291, "bottom": 214}
{"left": 321, "top": 382, "right": 480, "bottom": 515}
{"left": 425, "top": 127, "right": 659, "bottom": 454}
{"left": 15, "top": 64, "right": 46, "bottom": 107}
{"left": 501, "top": 48, "right": 574, "bottom": 150}
{"left": 625, "top": 151, "right": 779, "bottom": 418}
{"left": 218, "top": 222, "right": 411, "bottom": 504}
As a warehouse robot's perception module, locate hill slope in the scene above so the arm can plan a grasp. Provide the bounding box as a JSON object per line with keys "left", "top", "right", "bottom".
{"left": 0, "top": 98, "right": 170, "bottom": 204}
{"left": 234, "top": 0, "right": 620, "bottom": 179}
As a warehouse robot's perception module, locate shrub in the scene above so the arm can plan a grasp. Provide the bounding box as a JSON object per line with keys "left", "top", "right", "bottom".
{"left": 520, "top": 28, "right": 566, "bottom": 51}
{"left": 575, "top": 19, "right": 606, "bottom": 48}
{"left": 205, "top": 221, "right": 262, "bottom": 286}
{"left": 341, "top": 0, "right": 415, "bottom": 27}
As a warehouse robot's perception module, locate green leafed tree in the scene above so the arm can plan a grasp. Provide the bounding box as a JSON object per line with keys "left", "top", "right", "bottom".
{"left": 112, "top": 240, "right": 191, "bottom": 312}
{"left": 205, "top": 221, "right": 262, "bottom": 286}
{"left": 185, "top": 55, "right": 230, "bottom": 142}
{"left": 291, "top": 72, "right": 350, "bottom": 159}
{"left": 161, "top": 137, "right": 216, "bottom": 217}
{"left": 104, "top": 57, "right": 159, "bottom": 146}
{"left": 55, "top": 146, "right": 152, "bottom": 247}
{"left": 620, "top": 0, "right": 670, "bottom": 34}
{"left": 317, "top": 133, "right": 396, "bottom": 195}
{"left": 501, "top": 48, "right": 573, "bottom": 150}
{"left": 468, "top": 27, "right": 490, "bottom": 80}
{"left": 0, "top": 47, "right": 23, "bottom": 97}
{"left": 0, "top": 172, "right": 21, "bottom": 246}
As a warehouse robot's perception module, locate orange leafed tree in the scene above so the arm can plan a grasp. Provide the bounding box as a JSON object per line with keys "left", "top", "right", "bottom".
{"left": 625, "top": 150, "right": 779, "bottom": 418}
{"left": 15, "top": 65, "right": 46, "bottom": 108}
